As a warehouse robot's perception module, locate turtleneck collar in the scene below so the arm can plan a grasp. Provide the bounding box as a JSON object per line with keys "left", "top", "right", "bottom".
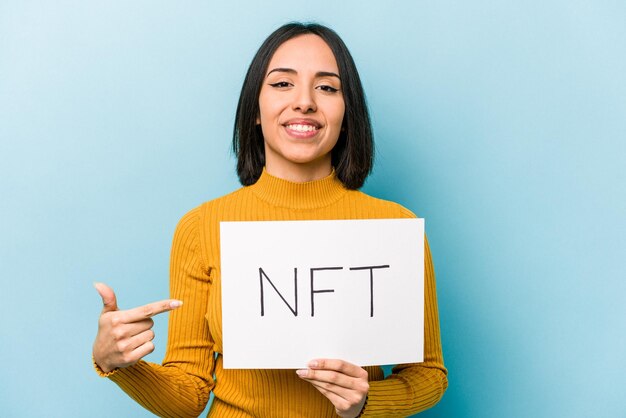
{"left": 249, "top": 168, "right": 348, "bottom": 210}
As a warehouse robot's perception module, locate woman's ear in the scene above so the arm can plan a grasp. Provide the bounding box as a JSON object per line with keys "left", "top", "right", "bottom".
{"left": 256, "top": 116, "right": 261, "bottom": 125}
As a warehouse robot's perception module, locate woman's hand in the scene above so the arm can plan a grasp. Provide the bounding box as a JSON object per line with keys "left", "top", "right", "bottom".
{"left": 297, "top": 359, "right": 369, "bottom": 418}
{"left": 92, "top": 282, "right": 182, "bottom": 373}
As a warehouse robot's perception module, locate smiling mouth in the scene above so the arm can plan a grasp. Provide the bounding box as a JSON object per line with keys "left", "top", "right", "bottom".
{"left": 285, "top": 124, "right": 319, "bottom": 132}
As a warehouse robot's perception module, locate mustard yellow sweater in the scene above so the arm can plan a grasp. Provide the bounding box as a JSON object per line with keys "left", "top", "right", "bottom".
{"left": 100, "top": 169, "right": 448, "bottom": 417}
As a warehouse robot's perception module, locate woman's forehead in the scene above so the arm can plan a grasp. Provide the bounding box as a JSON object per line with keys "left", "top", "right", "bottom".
{"left": 267, "top": 34, "right": 339, "bottom": 75}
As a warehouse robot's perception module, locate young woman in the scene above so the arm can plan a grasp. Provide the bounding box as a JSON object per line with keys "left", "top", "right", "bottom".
{"left": 93, "top": 23, "right": 447, "bottom": 418}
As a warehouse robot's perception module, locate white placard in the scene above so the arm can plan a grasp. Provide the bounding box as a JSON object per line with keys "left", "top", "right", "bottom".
{"left": 220, "top": 218, "right": 424, "bottom": 369}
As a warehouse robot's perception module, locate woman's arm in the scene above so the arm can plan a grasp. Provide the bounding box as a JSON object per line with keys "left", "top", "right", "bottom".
{"left": 95, "top": 207, "right": 216, "bottom": 418}
{"left": 360, "top": 237, "right": 448, "bottom": 416}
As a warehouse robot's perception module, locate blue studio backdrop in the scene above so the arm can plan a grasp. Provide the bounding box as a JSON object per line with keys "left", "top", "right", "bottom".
{"left": 1, "top": 1, "right": 624, "bottom": 417}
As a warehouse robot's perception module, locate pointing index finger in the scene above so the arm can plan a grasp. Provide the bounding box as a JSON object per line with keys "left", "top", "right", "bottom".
{"left": 126, "top": 299, "right": 183, "bottom": 322}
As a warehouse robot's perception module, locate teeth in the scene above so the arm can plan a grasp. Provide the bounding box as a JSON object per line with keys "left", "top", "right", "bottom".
{"left": 286, "top": 124, "right": 317, "bottom": 132}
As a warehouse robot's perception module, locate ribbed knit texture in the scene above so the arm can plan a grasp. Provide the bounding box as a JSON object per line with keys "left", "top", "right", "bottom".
{"left": 103, "top": 169, "right": 448, "bottom": 417}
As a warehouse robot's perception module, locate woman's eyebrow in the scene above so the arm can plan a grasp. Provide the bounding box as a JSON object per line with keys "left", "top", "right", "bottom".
{"left": 266, "top": 68, "right": 341, "bottom": 80}
{"left": 266, "top": 67, "right": 296, "bottom": 77}
{"left": 316, "top": 71, "right": 341, "bottom": 80}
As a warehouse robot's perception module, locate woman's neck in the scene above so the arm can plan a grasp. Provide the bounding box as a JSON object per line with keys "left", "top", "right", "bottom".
{"left": 264, "top": 157, "right": 332, "bottom": 183}
{"left": 250, "top": 167, "right": 346, "bottom": 210}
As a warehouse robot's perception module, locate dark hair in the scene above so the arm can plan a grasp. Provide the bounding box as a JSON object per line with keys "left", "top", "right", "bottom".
{"left": 232, "top": 22, "right": 374, "bottom": 190}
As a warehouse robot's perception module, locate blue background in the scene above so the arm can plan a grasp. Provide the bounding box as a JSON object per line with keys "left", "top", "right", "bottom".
{"left": 1, "top": 1, "right": 624, "bottom": 417}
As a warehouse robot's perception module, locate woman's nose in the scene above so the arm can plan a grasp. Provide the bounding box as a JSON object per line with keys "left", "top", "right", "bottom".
{"left": 291, "top": 87, "right": 317, "bottom": 113}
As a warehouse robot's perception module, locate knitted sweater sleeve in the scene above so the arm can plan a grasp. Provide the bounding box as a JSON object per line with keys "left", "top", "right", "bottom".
{"left": 104, "top": 207, "right": 215, "bottom": 417}
{"left": 361, "top": 237, "right": 448, "bottom": 417}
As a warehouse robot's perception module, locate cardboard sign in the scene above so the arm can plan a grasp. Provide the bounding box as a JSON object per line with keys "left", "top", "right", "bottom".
{"left": 220, "top": 218, "right": 424, "bottom": 369}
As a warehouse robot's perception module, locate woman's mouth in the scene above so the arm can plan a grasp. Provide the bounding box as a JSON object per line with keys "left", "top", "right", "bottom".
{"left": 286, "top": 124, "right": 318, "bottom": 132}
{"left": 284, "top": 122, "right": 320, "bottom": 138}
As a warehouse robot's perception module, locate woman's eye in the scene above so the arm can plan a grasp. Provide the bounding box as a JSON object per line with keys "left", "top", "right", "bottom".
{"left": 317, "top": 85, "right": 339, "bottom": 93}
{"left": 269, "top": 81, "right": 291, "bottom": 88}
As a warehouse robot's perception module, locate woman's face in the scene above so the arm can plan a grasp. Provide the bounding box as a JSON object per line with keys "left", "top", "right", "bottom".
{"left": 258, "top": 34, "right": 345, "bottom": 180}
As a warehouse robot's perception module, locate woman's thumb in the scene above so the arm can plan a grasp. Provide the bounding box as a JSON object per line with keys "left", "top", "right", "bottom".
{"left": 94, "top": 282, "right": 118, "bottom": 313}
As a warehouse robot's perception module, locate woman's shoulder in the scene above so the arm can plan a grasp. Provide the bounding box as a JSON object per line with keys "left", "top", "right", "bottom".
{"left": 345, "top": 189, "right": 418, "bottom": 219}
{"left": 201, "top": 186, "right": 249, "bottom": 208}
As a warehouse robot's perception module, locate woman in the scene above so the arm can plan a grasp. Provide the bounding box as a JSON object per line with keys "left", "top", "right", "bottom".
{"left": 93, "top": 22, "right": 447, "bottom": 418}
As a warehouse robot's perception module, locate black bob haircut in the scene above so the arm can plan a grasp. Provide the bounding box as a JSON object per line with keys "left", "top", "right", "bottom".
{"left": 232, "top": 22, "right": 374, "bottom": 190}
